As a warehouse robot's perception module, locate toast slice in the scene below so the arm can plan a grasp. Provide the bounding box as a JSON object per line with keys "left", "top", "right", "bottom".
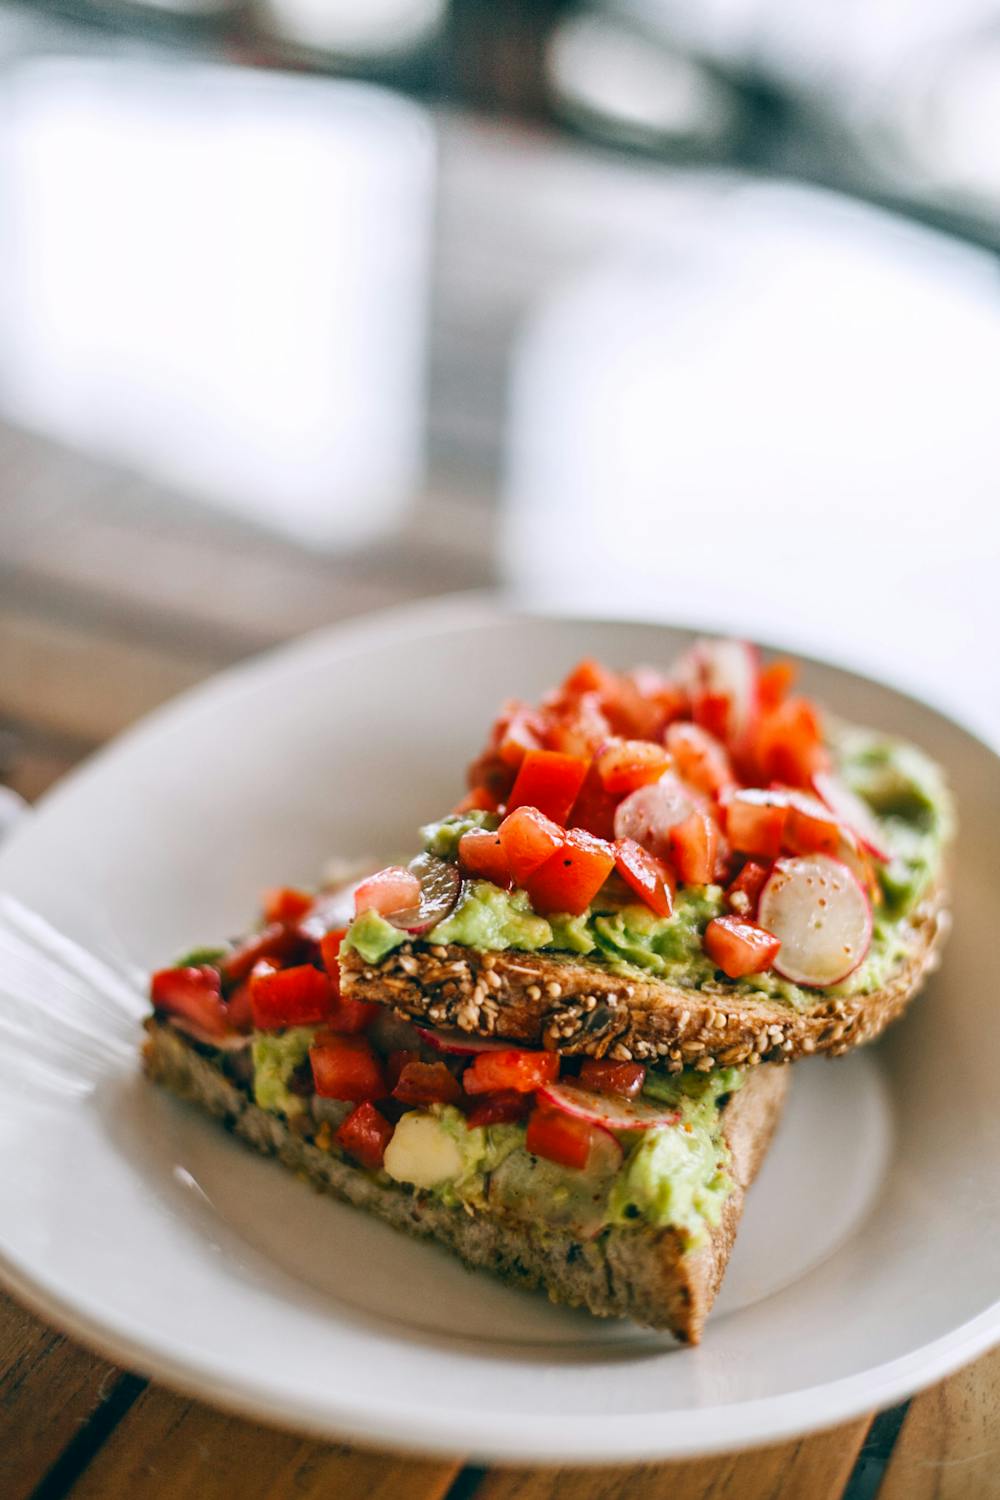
{"left": 143, "top": 1021, "right": 788, "bottom": 1342}
{"left": 340, "top": 881, "right": 948, "bottom": 1070}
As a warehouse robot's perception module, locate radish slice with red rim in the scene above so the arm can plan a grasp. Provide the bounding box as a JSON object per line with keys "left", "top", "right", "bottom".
{"left": 758, "top": 854, "right": 873, "bottom": 988}
{"left": 416, "top": 1025, "right": 515, "bottom": 1056}
{"left": 537, "top": 1081, "right": 681, "bottom": 1131}
{"left": 613, "top": 774, "right": 693, "bottom": 859}
{"left": 387, "top": 854, "right": 462, "bottom": 935}
{"left": 812, "top": 771, "right": 891, "bottom": 863}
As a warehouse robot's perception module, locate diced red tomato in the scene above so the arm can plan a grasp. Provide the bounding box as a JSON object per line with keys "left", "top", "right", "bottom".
{"left": 458, "top": 827, "right": 511, "bottom": 886}
{"left": 392, "top": 1060, "right": 463, "bottom": 1106}
{"left": 465, "top": 1090, "right": 532, "bottom": 1127}
{"left": 544, "top": 690, "right": 614, "bottom": 758}
{"left": 561, "top": 658, "right": 618, "bottom": 698}
{"left": 578, "top": 1058, "right": 646, "bottom": 1098}
{"left": 613, "top": 838, "right": 675, "bottom": 918}
{"left": 758, "top": 659, "right": 796, "bottom": 712}
{"left": 498, "top": 806, "right": 565, "bottom": 884}
{"left": 261, "top": 887, "right": 313, "bottom": 925}
{"left": 692, "top": 690, "right": 731, "bottom": 744}
{"left": 526, "top": 1105, "right": 596, "bottom": 1170}
{"left": 335, "top": 1101, "right": 394, "bottom": 1170}
{"left": 508, "top": 749, "right": 590, "bottom": 826}
{"left": 353, "top": 866, "right": 422, "bottom": 918}
{"left": 567, "top": 762, "right": 619, "bottom": 841}
{"left": 596, "top": 738, "right": 670, "bottom": 794}
{"left": 224, "top": 979, "right": 254, "bottom": 1033}
{"left": 452, "top": 784, "right": 500, "bottom": 815}
{"left": 525, "top": 827, "right": 616, "bottom": 915}
{"left": 783, "top": 793, "right": 842, "bottom": 857}
{"left": 665, "top": 722, "right": 734, "bottom": 797}
{"left": 462, "top": 1048, "right": 560, "bottom": 1096}
{"left": 150, "top": 965, "right": 231, "bottom": 1039}
{"left": 626, "top": 667, "right": 687, "bottom": 735}
{"left": 310, "top": 1034, "right": 387, "bottom": 1102}
{"left": 319, "top": 928, "right": 346, "bottom": 983}
{"left": 755, "top": 698, "right": 830, "bottom": 787}
{"left": 250, "top": 963, "right": 332, "bottom": 1030}
{"left": 385, "top": 1048, "right": 419, "bottom": 1090}
{"left": 325, "top": 995, "right": 381, "bottom": 1035}
{"left": 669, "top": 811, "right": 720, "bottom": 886}
{"left": 725, "top": 789, "right": 788, "bottom": 859}
{"left": 703, "top": 915, "right": 781, "bottom": 978}
{"left": 221, "top": 923, "right": 304, "bottom": 983}
{"left": 465, "top": 748, "right": 516, "bottom": 804}
{"left": 725, "top": 860, "right": 770, "bottom": 916}
{"left": 498, "top": 705, "right": 545, "bottom": 768}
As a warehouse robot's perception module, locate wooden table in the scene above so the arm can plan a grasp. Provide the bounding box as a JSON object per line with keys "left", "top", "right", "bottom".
{"left": 0, "top": 100, "right": 998, "bottom": 1500}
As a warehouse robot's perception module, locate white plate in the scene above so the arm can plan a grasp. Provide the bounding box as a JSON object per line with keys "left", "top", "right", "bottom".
{"left": 0, "top": 596, "right": 998, "bottom": 1463}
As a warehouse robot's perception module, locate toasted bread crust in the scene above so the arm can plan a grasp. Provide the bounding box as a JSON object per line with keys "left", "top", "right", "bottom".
{"left": 143, "top": 1022, "right": 787, "bottom": 1342}
{"left": 339, "top": 886, "right": 948, "bottom": 1070}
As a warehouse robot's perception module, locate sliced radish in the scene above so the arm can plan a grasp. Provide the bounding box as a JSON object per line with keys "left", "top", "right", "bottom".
{"left": 812, "top": 770, "right": 891, "bottom": 863}
{"left": 758, "top": 854, "right": 873, "bottom": 988}
{"left": 387, "top": 854, "right": 462, "bottom": 935}
{"left": 537, "top": 1080, "right": 681, "bottom": 1132}
{"left": 162, "top": 1016, "right": 249, "bottom": 1051}
{"left": 613, "top": 773, "right": 693, "bottom": 859}
{"left": 677, "top": 638, "right": 760, "bottom": 753}
{"left": 416, "top": 1025, "right": 514, "bottom": 1056}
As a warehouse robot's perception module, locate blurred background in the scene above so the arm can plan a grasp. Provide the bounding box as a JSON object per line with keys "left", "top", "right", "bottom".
{"left": 2, "top": 0, "right": 1000, "bottom": 812}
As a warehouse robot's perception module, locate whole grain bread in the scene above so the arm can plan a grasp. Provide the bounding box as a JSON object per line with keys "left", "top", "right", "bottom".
{"left": 143, "top": 1021, "right": 788, "bottom": 1343}
{"left": 339, "top": 884, "right": 948, "bottom": 1071}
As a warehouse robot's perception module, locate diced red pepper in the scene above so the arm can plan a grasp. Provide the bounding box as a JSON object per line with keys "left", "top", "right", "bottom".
{"left": 525, "top": 827, "right": 616, "bottom": 916}
{"left": 462, "top": 1048, "right": 560, "bottom": 1096}
{"left": 498, "top": 805, "right": 565, "bottom": 884}
{"left": 452, "top": 784, "right": 500, "bottom": 815}
{"left": 508, "top": 749, "right": 590, "bottom": 827}
{"left": 465, "top": 1090, "right": 532, "bottom": 1127}
{"left": 150, "top": 965, "right": 231, "bottom": 1039}
{"left": 310, "top": 1034, "right": 387, "bottom": 1102}
{"left": 385, "top": 1048, "right": 420, "bottom": 1090}
{"left": 613, "top": 838, "right": 675, "bottom": 918}
{"left": 392, "top": 1060, "right": 464, "bottom": 1107}
{"left": 758, "top": 659, "right": 796, "bottom": 712}
{"left": 354, "top": 866, "right": 422, "bottom": 918}
{"left": 335, "top": 1101, "right": 394, "bottom": 1170}
{"left": 725, "top": 860, "right": 770, "bottom": 916}
{"left": 596, "top": 738, "right": 670, "bottom": 794}
{"left": 665, "top": 722, "right": 734, "bottom": 797}
{"left": 784, "top": 794, "right": 842, "bottom": 857}
{"left": 669, "top": 812, "right": 720, "bottom": 886}
{"left": 726, "top": 789, "right": 788, "bottom": 859}
{"left": 578, "top": 1058, "right": 646, "bottom": 1098}
{"left": 262, "top": 887, "right": 313, "bottom": 925}
{"left": 250, "top": 963, "right": 332, "bottom": 1030}
{"left": 755, "top": 698, "right": 830, "bottom": 788}
{"left": 526, "top": 1105, "right": 596, "bottom": 1170}
{"left": 703, "top": 915, "right": 780, "bottom": 978}
{"left": 221, "top": 923, "right": 304, "bottom": 983}
{"left": 458, "top": 827, "right": 511, "bottom": 886}
{"left": 567, "top": 761, "right": 619, "bottom": 841}
{"left": 319, "top": 928, "right": 346, "bottom": 984}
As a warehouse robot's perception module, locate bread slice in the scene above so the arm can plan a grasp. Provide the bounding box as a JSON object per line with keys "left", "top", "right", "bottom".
{"left": 143, "top": 1020, "right": 788, "bottom": 1343}
{"left": 340, "top": 884, "right": 948, "bottom": 1072}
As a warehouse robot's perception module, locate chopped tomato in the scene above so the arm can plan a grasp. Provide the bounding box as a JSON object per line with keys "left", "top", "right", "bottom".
{"left": 465, "top": 747, "right": 516, "bottom": 804}
{"left": 544, "top": 690, "right": 613, "bottom": 758}
{"left": 392, "top": 1060, "right": 464, "bottom": 1106}
{"left": 224, "top": 979, "right": 254, "bottom": 1033}
{"left": 783, "top": 793, "right": 842, "bottom": 857}
{"left": 560, "top": 658, "right": 619, "bottom": 698}
{"left": 665, "top": 722, "right": 734, "bottom": 797}
{"left": 385, "top": 1048, "right": 419, "bottom": 1090}
{"left": 508, "top": 749, "right": 590, "bottom": 826}
{"left": 458, "top": 827, "right": 511, "bottom": 886}
{"left": 310, "top": 1034, "right": 387, "bottom": 1102}
{"left": 567, "top": 762, "right": 619, "bottom": 841}
{"left": 498, "top": 705, "right": 545, "bottom": 767}
{"left": 353, "top": 866, "right": 422, "bottom": 918}
{"left": 613, "top": 838, "right": 675, "bottom": 918}
{"left": 261, "top": 887, "right": 313, "bottom": 926}
{"left": 525, "top": 827, "right": 616, "bottom": 915}
{"left": 250, "top": 963, "right": 332, "bottom": 1030}
{"left": 692, "top": 690, "right": 731, "bottom": 744}
{"left": 626, "top": 667, "right": 687, "bottom": 735}
{"left": 669, "top": 811, "right": 720, "bottom": 886}
{"left": 452, "top": 784, "right": 500, "bottom": 815}
{"left": 703, "top": 915, "right": 780, "bottom": 978}
{"left": 498, "top": 806, "right": 565, "bottom": 884}
{"left": 526, "top": 1105, "right": 596, "bottom": 1170}
{"left": 758, "top": 659, "right": 796, "bottom": 712}
{"left": 325, "top": 995, "right": 381, "bottom": 1035}
{"left": 596, "top": 738, "right": 670, "bottom": 794}
{"left": 725, "top": 789, "right": 788, "bottom": 859}
{"left": 335, "top": 1102, "right": 394, "bottom": 1171}
{"left": 725, "top": 860, "right": 770, "bottom": 916}
{"left": 465, "top": 1090, "right": 532, "bottom": 1127}
{"left": 462, "top": 1047, "right": 560, "bottom": 1096}
{"left": 578, "top": 1057, "right": 646, "bottom": 1098}
{"left": 221, "top": 923, "right": 304, "bottom": 983}
{"left": 150, "top": 965, "right": 231, "bottom": 1038}
{"left": 755, "top": 698, "right": 830, "bottom": 787}
{"left": 319, "top": 928, "right": 346, "bottom": 983}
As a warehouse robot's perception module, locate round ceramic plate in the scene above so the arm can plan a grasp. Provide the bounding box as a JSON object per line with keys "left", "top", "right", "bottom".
{"left": 0, "top": 597, "right": 998, "bottom": 1463}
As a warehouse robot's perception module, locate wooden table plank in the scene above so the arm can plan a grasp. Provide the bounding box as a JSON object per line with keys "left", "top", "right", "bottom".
{"left": 468, "top": 1419, "right": 872, "bottom": 1500}
{"left": 0, "top": 1291, "right": 126, "bottom": 1498}
{"left": 878, "top": 1347, "right": 1000, "bottom": 1500}
{"left": 64, "top": 1385, "right": 462, "bottom": 1500}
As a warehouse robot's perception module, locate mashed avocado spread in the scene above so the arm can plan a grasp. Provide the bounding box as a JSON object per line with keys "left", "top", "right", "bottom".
{"left": 343, "top": 734, "right": 949, "bottom": 1009}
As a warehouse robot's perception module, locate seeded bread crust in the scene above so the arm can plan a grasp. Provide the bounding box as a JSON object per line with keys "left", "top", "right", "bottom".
{"left": 339, "top": 886, "right": 948, "bottom": 1070}
{"left": 143, "top": 1021, "right": 788, "bottom": 1343}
